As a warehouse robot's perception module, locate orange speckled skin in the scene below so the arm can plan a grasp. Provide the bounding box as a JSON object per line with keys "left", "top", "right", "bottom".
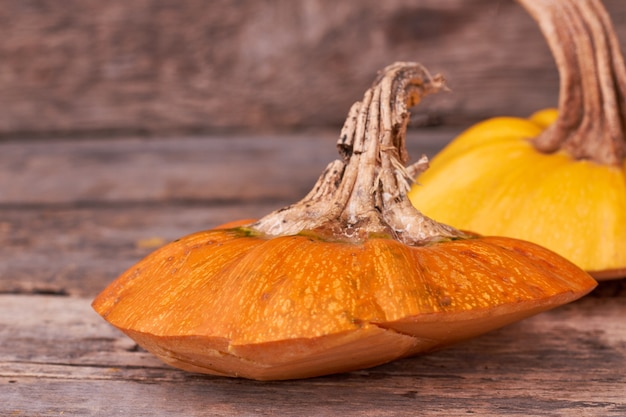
{"left": 93, "top": 220, "right": 596, "bottom": 380}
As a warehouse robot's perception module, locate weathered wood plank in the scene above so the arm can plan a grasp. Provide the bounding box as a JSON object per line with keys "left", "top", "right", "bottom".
{"left": 1, "top": 0, "right": 625, "bottom": 135}
{"left": 0, "top": 204, "right": 283, "bottom": 297}
{"left": 3, "top": 131, "right": 625, "bottom": 297}
{"left": 0, "top": 130, "right": 458, "bottom": 296}
{"left": 2, "top": 294, "right": 625, "bottom": 416}
{"left": 0, "top": 130, "right": 457, "bottom": 205}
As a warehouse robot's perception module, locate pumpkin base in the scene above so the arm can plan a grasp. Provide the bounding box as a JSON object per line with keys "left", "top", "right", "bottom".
{"left": 122, "top": 324, "right": 436, "bottom": 381}
{"left": 110, "top": 289, "right": 585, "bottom": 380}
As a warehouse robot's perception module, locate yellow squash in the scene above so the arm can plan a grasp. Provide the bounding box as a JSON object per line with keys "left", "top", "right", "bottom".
{"left": 409, "top": 0, "right": 626, "bottom": 279}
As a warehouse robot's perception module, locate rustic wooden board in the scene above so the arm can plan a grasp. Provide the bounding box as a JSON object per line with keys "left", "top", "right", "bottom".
{"left": 2, "top": 293, "right": 625, "bottom": 416}
{"left": 0, "top": 130, "right": 458, "bottom": 296}
{"left": 3, "top": 131, "right": 626, "bottom": 415}
{"left": 1, "top": 0, "right": 625, "bottom": 135}
{"left": 0, "top": 204, "right": 279, "bottom": 297}
{"left": 0, "top": 130, "right": 457, "bottom": 206}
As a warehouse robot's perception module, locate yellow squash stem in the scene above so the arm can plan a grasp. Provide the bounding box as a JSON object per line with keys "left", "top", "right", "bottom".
{"left": 409, "top": 0, "right": 626, "bottom": 279}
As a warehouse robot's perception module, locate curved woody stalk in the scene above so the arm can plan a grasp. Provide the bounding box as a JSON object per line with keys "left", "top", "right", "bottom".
{"left": 518, "top": 0, "right": 626, "bottom": 165}
{"left": 252, "top": 63, "right": 466, "bottom": 245}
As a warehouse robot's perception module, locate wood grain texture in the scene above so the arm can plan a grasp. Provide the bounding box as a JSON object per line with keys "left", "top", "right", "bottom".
{"left": 0, "top": 205, "right": 276, "bottom": 297}
{"left": 2, "top": 132, "right": 625, "bottom": 415}
{"left": 1, "top": 0, "right": 625, "bottom": 136}
{"left": 0, "top": 130, "right": 458, "bottom": 297}
{"left": 0, "top": 130, "right": 457, "bottom": 205}
{"left": 2, "top": 293, "right": 625, "bottom": 416}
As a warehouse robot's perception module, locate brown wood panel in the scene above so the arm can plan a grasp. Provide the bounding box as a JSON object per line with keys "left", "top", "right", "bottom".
{"left": 0, "top": 129, "right": 459, "bottom": 205}
{"left": 0, "top": 130, "right": 459, "bottom": 296}
{"left": 0, "top": 204, "right": 280, "bottom": 297}
{"left": 2, "top": 293, "right": 625, "bottom": 416}
{"left": 1, "top": 0, "right": 625, "bottom": 135}
{"left": 2, "top": 115, "right": 625, "bottom": 414}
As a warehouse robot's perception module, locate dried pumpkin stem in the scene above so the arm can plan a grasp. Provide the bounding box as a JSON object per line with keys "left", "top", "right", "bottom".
{"left": 517, "top": 0, "right": 626, "bottom": 166}
{"left": 252, "top": 62, "right": 465, "bottom": 245}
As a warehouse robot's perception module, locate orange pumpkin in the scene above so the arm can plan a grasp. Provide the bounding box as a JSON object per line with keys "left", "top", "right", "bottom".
{"left": 93, "top": 63, "right": 596, "bottom": 380}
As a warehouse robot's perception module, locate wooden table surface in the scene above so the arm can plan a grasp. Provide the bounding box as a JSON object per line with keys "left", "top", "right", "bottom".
{"left": 2, "top": 129, "right": 625, "bottom": 416}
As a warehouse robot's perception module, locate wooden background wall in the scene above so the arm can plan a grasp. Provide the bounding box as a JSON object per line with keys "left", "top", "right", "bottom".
{"left": 2, "top": 0, "right": 626, "bottom": 138}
